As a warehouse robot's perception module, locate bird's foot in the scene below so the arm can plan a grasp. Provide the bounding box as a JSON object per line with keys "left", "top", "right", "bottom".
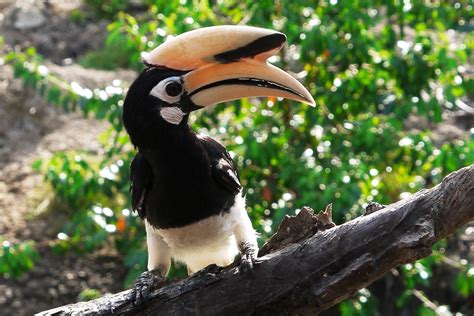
{"left": 128, "top": 268, "right": 167, "bottom": 306}
{"left": 364, "top": 202, "right": 386, "bottom": 215}
{"left": 239, "top": 242, "right": 258, "bottom": 276}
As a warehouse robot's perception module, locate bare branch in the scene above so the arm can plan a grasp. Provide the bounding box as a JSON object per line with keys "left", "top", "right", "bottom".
{"left": 37, "top": 165, "right": 474, "bottom": 316}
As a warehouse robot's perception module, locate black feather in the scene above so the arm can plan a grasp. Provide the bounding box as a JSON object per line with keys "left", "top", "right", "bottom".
{"left": 130, "top": 153, "right": 153, "bottom": 219}
{"left": 123, "top": 67, "right": 241, "bottom": 229}
{"left": 198, "top": 135, "right": 241, "bottom": 194}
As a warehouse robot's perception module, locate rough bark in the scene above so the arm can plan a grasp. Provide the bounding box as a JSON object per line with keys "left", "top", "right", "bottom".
{"left": 37, "top": 165, "right": 474, "bottom": 316}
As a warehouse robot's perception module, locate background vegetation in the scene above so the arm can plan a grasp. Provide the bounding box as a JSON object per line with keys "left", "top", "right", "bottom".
{"left": 1, "top": 0, "right": 473, "bottom": 314}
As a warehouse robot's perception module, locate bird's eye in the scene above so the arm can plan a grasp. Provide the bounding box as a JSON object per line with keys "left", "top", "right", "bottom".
{"left": 165, "top": 81, "right": 183, "bottom": 97}
{"left": 149, "top": 76, "right": 184, "bottom": 104}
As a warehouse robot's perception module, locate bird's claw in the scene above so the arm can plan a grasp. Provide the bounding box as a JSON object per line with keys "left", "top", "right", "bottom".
{"left": 239, "top": 242, "right": 257, "bottom": 276}
{"left": 128, "top": 269, "right": 166, "bottom": 306}
{"left": 240, "top": 253, "right": 255, "bottom": 275}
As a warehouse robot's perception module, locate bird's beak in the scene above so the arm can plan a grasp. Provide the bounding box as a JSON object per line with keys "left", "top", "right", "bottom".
{"left": 145, "top": 25, "right": 315, "bottom": 108}
{"left": 182, "top": 60, "right": 314, "bottom": 107}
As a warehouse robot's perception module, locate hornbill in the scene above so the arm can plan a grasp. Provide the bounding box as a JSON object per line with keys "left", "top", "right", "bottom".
{"left": 122, "top": 25, "right": 315, "bottom": 304}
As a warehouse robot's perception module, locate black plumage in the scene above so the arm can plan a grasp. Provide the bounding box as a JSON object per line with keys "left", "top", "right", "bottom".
{"left": 199, "top": 134, "right": 241, "bottom": 194}
{"left": 124, "top": 67, "right": 241, "bottom": 229}
{"left": 129, "top": 152, "right": 152, "bottom": 219}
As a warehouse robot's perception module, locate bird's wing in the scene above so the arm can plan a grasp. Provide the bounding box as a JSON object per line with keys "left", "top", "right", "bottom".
{"left": 198, "top": 135, "right": 242, "bottom": 194}
{"left": 130, "top": 152, "right": 153, "bottom": 219}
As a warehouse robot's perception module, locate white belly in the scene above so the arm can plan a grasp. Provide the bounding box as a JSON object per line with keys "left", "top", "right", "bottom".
{"left": 149, "top": 194, "right": 247, "bottom": 272}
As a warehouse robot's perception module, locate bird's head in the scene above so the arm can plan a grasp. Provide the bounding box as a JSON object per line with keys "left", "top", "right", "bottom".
{"left": 123, "top": 25, "right": 315, "bottom": 148}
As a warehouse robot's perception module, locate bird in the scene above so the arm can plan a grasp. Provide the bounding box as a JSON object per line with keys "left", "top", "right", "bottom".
{"left": 122, "top": 25, "right": 315, "bottom": 305}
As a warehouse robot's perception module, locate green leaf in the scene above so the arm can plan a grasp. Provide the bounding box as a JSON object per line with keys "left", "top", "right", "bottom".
{"left": 31, "top": 159, "right": 43, "bottom": 171}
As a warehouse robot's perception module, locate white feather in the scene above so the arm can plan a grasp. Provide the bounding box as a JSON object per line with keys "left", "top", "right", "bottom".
{"left": 160, "top": 107, "right": 185, "bottom": 125}
{"left": 145, "top": 193, "right": 257, "bottom": 273}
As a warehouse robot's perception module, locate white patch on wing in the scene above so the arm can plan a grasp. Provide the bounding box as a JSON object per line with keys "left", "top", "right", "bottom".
{"left": 160, "top": 107, "right": 185, "bottom": 125}
{"left": 145, "top": 193, "right": 257, "bottom": 273}
{"left": 226, "top": 168, "right": 239, "bottom": 184}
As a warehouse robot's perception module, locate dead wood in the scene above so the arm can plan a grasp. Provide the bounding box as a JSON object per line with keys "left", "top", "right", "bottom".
{"left": 37, "top": 165, "right": 474, "bottom": 316}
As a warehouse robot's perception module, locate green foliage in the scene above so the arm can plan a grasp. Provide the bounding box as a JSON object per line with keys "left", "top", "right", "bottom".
{"left": 1, "top": 0, "right": 473, "bottom": 313}
{"left": 339, "top": 288, "right": 379, "bottom": 316}
{"left": 78, "top": 288, "right": 102, "bottom": 301}
{"left": 455, "top": 269, "right": 474, "bottom": 297}
{"left": 79, "top": 35, "right": 134, "bottom": 70}
{"left": 85, "top": 0, "right": 132, "bottom": 19}
{"left": 0, "top": 239, "right": 39, "bottom": 278}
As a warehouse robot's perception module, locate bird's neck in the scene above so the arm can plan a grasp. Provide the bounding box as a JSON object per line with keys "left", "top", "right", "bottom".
{"left": 138, "top": 124, "right": 208, "bottom": 173}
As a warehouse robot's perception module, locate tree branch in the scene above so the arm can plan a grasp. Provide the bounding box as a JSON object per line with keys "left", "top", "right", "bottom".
{"left": 38, "top": 165, "right": 474, "bottom": 315}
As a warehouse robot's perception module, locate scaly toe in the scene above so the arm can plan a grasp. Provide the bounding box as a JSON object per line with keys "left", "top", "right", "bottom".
{"left": 128, "top": 269, "right": 165, "bottom": 306}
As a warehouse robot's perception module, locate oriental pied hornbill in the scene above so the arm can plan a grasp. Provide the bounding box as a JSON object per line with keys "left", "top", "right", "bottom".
{"left": 122, "top": 25, "right": 314, "bottom": 304}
